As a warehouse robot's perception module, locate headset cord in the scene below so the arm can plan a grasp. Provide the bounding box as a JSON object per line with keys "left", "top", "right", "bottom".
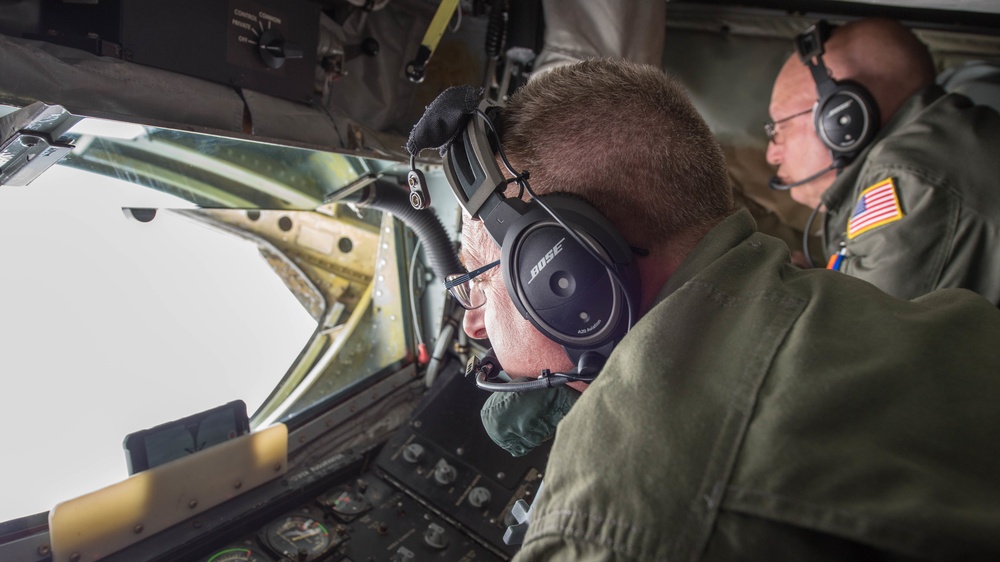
{"left": 802, "top": 201, "right": 823, "bottom": 268}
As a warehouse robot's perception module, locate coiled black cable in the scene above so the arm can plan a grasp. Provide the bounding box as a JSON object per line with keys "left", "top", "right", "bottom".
{"left": 344, "top": 179, "right": 464, "bottom": 280}
{"left": 485, "top": 0, "right": 506, "bottom": 59}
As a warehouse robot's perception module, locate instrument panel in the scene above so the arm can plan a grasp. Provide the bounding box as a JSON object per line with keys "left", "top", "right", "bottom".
{"left": 192, "top": 370, "right": 551, "bottom": 562}
{"left": 200, "top": 473, "right": 501, "bottom": 561}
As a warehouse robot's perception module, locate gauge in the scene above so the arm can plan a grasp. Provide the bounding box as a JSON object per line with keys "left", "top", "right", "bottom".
{"left": 204, "top": 546, "right": 272, "bottom": 562}
{"left": 264, "top": 514, "right": 333, "bottom": 561}
{"left": 319, "top": 484, "right": 371, "bottom": 520}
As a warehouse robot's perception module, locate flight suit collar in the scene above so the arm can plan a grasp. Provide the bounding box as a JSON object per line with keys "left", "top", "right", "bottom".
{"left": 654, "top": 209, "right": 756, "bottom": 307}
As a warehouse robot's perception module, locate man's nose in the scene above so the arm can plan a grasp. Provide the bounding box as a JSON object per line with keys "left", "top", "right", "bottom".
{"left": 463, "top": 306, "right": 488, "bottom": 340}
{"left": 766, "top": 139, "right": 783, "bottom": 166}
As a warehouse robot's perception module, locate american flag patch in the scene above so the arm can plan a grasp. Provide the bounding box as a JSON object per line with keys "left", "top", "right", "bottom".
{"left": 847, "top": 178, "right": 904, "bottom": 239}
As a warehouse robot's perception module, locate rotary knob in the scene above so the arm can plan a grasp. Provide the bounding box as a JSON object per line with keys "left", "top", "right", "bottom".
{"left": 423, "top": 523, "right": 448, "bottom": 550}
{"left": 258, "top": 28, "right": 303, "bottom": 69}
{"left": 433, "top": 459, "right": 457, "bottom": 485}
{"left": 402, "top": 443, "right": 424, "bottom": 464}
{"left": 468, "top": 486, "right": 491, "bottom": 508}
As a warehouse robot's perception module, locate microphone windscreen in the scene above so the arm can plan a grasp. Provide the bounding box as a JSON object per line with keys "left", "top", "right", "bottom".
{"left": 406, "top": 85, "right": 482, "bottom": 157}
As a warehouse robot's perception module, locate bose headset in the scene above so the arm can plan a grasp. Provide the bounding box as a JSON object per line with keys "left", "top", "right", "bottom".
{"left": 769, "top": 20, "right": 883, "bottom": 267}
{"left": 406, "top": 85, "right": 641, "bottom": 392}
{"left": 769, "top": 19, "right": 881, "bottom": 192}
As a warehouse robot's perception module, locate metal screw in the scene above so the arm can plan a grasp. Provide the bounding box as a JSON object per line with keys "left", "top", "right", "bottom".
{"left": 234, "top": 480, "right": 243, "bottom": 489}
{"left": 37, "top": 545, "right": 50, "bottom": 556}
{"left": 133, "top": 524, "right": 144, "bottom": 534}
{"left": 70, "top": 553, "right": 81, "bottom": 562}
{"left": 274, "top": 462, "right": 283, "bottom": 472}
{"left": 496, "top": 472, "right": 505, "bottom": 480}
{"left": 189, "top": 499, "right": 198, "bottom": 509}
{"left": 193, "top": 520, "right": 203, "bottom": 529}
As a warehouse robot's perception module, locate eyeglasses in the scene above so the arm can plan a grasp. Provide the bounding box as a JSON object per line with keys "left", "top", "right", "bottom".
{"left": 444, "top": 260, "right": 501, "bottom": 310}
{"left": 764, "top": 107, "right": 813, "bottom": 144}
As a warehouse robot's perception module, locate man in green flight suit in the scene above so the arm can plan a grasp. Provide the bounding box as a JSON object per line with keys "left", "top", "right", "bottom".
{"left": 443, "top": 58, "right": 1000, "bottom": 560}
{"left": 766, "top": 18, "right": 1000, "bottom": 303}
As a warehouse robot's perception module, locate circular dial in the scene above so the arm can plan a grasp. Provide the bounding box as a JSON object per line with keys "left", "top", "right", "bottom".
{"left": 264, "top": 515, "right": 332, "bottom": 560}
{"left": 258, "top": 29, "right": 303, "bottom": 69}
{"left": 204, "top": 546, "right": 272, "bottom": 562}
{"left": 318, "top": 485, "right": 370, "bottom": 517}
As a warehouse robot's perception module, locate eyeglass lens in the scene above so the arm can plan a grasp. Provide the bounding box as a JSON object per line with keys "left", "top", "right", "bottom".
{"left": 764, "top": 107, "right": 812, "bottom": 143}
{"left": 445, "top": 260, "right": 500, "bottom": 310}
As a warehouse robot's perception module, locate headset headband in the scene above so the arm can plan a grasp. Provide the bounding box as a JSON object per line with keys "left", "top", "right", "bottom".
{"left": 795, "top": 20, "right": 837, "bottom": 98}
{"left": 793, "top": 20, "right": 880, "bottom": 159}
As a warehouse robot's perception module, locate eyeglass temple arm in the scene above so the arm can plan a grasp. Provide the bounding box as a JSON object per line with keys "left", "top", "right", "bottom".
{"left": 444, "top": 260, "right": 501, "bottom": 289}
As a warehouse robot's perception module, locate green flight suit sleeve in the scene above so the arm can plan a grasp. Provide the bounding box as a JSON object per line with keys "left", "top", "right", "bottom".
{"left": 515, "top": 537, "right": 625, "bottom": 562}
{"left": 836, "top": 165, "right": 958, "bottom": 301}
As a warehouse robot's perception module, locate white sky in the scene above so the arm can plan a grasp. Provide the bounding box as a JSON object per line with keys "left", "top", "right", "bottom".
{"left": 0, "top": 164, "right": 317, "bottom": 522}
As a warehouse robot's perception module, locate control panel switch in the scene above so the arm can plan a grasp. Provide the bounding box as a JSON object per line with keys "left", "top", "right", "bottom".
{"left": 432, "top": 459, "right": 457, "bottom": 485}
{"left": 423, "top": 522, "right": 449, "bottom": 550}
{"left": 504, "top": 483, "right": 543, "bottom": 547}
{"left": 391, "top": 546, "right": 416, "bottom": 561}
{"left": 402, "top": 443, "right": 425, "bottom": 464}
{"left": 468, "top": 486, "right": 491, "bottom": 508}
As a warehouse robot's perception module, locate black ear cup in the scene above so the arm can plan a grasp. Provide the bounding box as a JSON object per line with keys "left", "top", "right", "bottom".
{"left": 796, "top": 20, "right": 881, "bottom": 161}
{"left": 499, "top": 195, "right": 639, "bottom": 351}
{"left": 814, "top": 81, "right": 880, "bottom": 155}
{"left": 433, "top": 92, "right": 641, "bottom": 359}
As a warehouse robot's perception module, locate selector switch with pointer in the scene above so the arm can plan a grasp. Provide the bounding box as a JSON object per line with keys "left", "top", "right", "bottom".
{"left": 468, "top": 486, "right": 491, "bottom": 508}
{"left": 423, "top": 522, "right": 449, "bottom": 550}
{"left": 402, "top": 443, "right": 425, "bottom": 464}
{"left": 433, "top": 459, "right": 457, "bottom": 485}
{"left": 258, "top": 29, "right": 303, "bottom": 69}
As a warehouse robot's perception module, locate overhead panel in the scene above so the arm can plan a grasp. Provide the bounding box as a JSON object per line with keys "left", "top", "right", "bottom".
{"left": 38, "top": 0, "right": 320, "bottom": 103}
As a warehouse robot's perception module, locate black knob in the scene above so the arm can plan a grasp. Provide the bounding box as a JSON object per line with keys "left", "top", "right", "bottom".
{"left": 345, "top": 37, "right": 380, "bottom": 60}
{"left": 259, "top": 29, "right": 303, "bottom": 69}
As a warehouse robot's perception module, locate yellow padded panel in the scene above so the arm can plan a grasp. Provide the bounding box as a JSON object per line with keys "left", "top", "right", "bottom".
{"left": 49, "top": 423, "right": 288, "bottom": 562}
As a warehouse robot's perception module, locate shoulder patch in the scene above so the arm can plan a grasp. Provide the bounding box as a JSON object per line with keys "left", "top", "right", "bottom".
{"left": 847, "top": 177, "right": 904, "bottom": 239}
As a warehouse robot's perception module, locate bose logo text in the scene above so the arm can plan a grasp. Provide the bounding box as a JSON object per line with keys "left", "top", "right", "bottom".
{"left": 528, "top": 238, "right": 565, "bottom": 284}
{"left": 827, "top": 99, "right": 854, "bottom": 117}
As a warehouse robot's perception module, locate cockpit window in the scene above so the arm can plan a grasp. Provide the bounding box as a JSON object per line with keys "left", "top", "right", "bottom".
{"left": 0, "top": 111, "right": 412, "bottom": 522}
{"left": 59, "top": 118, "right": 367, "bottom": 210}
